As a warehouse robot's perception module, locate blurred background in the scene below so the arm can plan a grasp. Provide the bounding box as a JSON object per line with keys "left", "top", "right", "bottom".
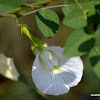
{"left": 0, "top": 0, "right": 100, "bottom": 100}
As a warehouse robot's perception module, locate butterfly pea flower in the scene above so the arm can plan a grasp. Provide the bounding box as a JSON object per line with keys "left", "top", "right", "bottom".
{"left": 0, "top": 54, "right": 19, "bottom": 81}
{"left": 32, "top": 46, "right": 83, "bottom": 95}
{"left": 20, "top": 24, "right": 83, "bottom": 95}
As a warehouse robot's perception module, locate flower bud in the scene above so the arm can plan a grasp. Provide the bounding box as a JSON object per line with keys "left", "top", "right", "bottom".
{"left": 20, "top": 24, "right": 47, "bottom": 55}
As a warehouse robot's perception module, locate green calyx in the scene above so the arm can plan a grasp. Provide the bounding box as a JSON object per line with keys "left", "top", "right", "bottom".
{"left": 20, "top": 24, "right": 47, "bottom": 55}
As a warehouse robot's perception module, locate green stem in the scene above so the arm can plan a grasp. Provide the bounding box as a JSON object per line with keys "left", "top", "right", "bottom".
{"left": 74, "top": 0, "right": 82, "bottom": 9}
{"left": 94, "top": 47, "right": 100, "bottom": 56}
{"left": 21, "top": 4, "right": 67, "bottom": 17}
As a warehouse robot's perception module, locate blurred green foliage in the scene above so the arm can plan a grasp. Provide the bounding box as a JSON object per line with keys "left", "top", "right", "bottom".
{"left": 0, "top": 0, "right": 25, "bottom": 12}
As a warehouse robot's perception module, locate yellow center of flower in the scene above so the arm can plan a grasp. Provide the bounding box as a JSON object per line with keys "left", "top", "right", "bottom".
{"left": 51, "top": 65, "right": 61, "bottom": 75}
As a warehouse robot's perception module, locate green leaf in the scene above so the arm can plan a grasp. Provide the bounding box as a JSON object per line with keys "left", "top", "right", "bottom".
{"left": 36, "top": 9, "right": 60, "bottom": 38}
{"left": 89, "top": 47, "right": 100, "bottom": 78}
{"left": 62, "top": 6, "right": 76, "bottom": 16}
{"left": 63, "top": 8, "right": 87, "bottom": 29}
{"left": 0, "top": 0, "right": 25, "bottom": 12}
{"left": 64, "top": 28, "right": 95, "bottom": 57}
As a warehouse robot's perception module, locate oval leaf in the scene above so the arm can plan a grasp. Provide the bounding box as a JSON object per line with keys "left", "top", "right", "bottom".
{"left": 64, "top": 28, "right": 95, "bottom": 57}
{"left": 63, "top": 8, "right": 87, "bottom": 29}
{"left": 36, "top": 9, "right": 60, "bottom": 38}
{"left": 89, "top": 47, "right": 100, "bottom": 78}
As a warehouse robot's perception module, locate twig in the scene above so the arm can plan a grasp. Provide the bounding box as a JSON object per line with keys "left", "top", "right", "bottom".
{"left": 0, "top": 0, "right": 60, "bottom": 18}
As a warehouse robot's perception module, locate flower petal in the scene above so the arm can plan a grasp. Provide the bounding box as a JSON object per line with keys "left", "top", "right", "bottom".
{"left": 32, "top": 54, "right": 53, "bottom": 94}
{"left": 46, "top": 46, "right": 63, "bottom": 59}
{"left": 59, "top": 57, "right": 83, "bottom": 87}
{"left": 39, "top": 49, "right": 58, "bottom": 69}
{"left": 51, "top": 74, "right": 70, "bottom": 95}
{"left": 0, "top": 54, "right": 19, "bottom": 81}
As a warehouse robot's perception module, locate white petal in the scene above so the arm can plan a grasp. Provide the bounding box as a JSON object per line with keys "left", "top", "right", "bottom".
{"left": 49, "top": 50, "right": 58, "bottom": 66}
{"left": 51, "top": 74, "right": 70, "bottom": 95}
{"left": 46, "top": 46, "right": 63, "bottom": 58}
{"left": 39, "top": 49, "right": 58, "bottom": 69}
{"left": 59, "top": 57, "right": 83, "bottom": 87}
{"left": 32, "top": 54, "right": 53, "bottom": 94}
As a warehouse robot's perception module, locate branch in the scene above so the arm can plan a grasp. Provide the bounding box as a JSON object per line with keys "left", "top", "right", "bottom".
{"left": 0, "top": 0, "right": 60, "bottom": 17}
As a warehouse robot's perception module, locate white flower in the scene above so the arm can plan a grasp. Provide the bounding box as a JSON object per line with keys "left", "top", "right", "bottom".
{"left": 0, "top": 54, "right": 19, "bottom": 81}
{"left": 32, "top": 46, "right": 83, "bottom": 95}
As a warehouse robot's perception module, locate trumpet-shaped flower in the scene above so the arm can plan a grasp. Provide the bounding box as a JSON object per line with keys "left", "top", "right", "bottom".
{"left": 32, "top": 46, "right": 83, "bottom": 95}
{"left": 0, "top": 54, "right": 19, "bottom": 81}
